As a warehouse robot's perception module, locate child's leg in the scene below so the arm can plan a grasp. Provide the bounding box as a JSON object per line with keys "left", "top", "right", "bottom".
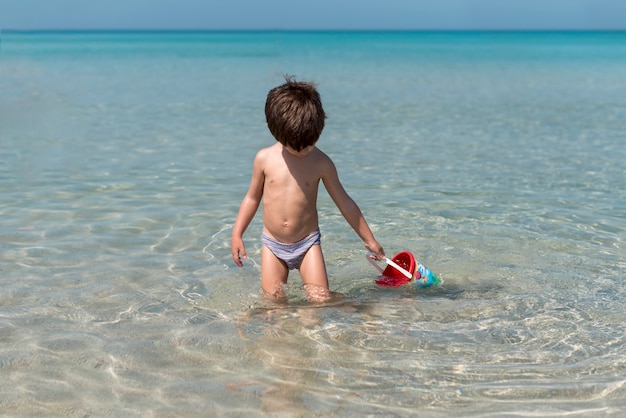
{"left": 261, "top": 245, "right": 289, "bottom": 300}
{"left": 298, "top": 244, "right": 330, "bottom": 302}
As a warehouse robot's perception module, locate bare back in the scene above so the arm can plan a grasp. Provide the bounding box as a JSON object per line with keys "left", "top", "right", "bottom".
{"left": 258, "top": 143, "right": 329, "bottom": 243}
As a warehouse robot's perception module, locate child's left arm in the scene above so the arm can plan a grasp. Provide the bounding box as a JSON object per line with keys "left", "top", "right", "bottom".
{"left": 321, "top": 158, "right": 385, "bottom": 259}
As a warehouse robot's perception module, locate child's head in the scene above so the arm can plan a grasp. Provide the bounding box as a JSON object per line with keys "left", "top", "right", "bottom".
{"left": 265, "top": 75, "right": 326, "bottom": 152}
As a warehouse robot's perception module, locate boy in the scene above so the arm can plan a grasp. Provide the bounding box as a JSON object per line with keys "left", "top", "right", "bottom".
{"left": 231, "top": 76, "right": 385, "bottom": 302}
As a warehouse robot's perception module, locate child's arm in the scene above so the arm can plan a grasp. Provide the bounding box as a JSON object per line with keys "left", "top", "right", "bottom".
{"left": 321, "top": 157, "right": 385, "bottom": 259}
{"left": 231, "top": 152, "right": 265, "bottom": 267}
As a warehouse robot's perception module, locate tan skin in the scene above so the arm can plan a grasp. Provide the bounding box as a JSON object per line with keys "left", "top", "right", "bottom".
{"left": 232, "top": 142, "right": 385, "bottom": 302}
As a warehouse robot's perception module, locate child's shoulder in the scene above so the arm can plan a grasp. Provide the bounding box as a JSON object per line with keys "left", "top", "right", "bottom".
{"left": 311, "top": 146, "right": 334, "bottom": 165}
{"left": 256, "top": 143, "right": 280, "bottom": 157}
{"left": 254, "top": 143, "right": 282, "bottom": 167}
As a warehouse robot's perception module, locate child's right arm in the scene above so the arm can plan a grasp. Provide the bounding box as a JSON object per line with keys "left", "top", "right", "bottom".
{"left": 231, "top": 152, "right": 265, "bottom": 267}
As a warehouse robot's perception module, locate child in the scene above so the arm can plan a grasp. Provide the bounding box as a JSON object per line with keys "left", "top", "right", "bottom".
{"left": 231, "top": 76, "right": 385, "bottom": 302}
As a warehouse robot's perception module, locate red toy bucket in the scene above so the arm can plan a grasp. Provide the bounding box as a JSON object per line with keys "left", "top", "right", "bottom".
{"left": 368, "top": 251, "right": 417, "bottom": 287}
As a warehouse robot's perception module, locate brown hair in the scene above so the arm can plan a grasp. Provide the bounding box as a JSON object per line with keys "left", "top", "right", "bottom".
{"left": 265, "top": 75, "right": 326, "bottom": 151}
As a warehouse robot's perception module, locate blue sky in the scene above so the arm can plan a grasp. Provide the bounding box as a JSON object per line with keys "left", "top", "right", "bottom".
{"left": 1, "top": 0, "right": 624, "bottom": 30}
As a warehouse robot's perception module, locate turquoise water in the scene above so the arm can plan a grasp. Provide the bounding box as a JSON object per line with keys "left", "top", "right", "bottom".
{"left": 1, "top": 31, "right": 625, "bottom": 416}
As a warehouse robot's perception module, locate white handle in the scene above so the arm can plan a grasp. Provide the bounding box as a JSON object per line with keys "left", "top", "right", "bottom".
{"left": 367, "top": 254, "right": 385, "bottom": 274}
{"left": 366, "top": 253, "right": 413, "bottom": 279}
{"left": 383, "top": 257, "right": 413, "bottom": 279}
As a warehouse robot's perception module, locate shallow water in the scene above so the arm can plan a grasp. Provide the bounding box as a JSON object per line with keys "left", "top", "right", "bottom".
{"left": 1, "top": 31, "right": 625, "bottom": 416}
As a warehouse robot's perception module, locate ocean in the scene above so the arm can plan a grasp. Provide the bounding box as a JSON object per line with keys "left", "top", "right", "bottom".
{"left": 1, "top": 31, "right": 625, "bottom": 416}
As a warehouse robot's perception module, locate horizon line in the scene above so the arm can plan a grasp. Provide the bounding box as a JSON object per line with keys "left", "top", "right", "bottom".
{"left": 2, "top": 28, "right": 626, "bottom": 34}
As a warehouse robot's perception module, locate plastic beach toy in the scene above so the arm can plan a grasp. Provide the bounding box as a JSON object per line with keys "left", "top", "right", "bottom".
{"left": 367, "top": 251, "right": 441, "bottom": 288}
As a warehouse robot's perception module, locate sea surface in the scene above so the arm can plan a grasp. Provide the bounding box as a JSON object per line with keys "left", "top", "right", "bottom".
{"left": 1, "top": 31, "right": 625, "bottom": 417}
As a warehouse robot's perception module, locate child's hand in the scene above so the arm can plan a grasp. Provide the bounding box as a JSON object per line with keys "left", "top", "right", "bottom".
{"left": 231, "top": 237, "right": 247, "bottom": 267}
{"left": 366, "top": 242, "right": 385, "bottom": 260}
